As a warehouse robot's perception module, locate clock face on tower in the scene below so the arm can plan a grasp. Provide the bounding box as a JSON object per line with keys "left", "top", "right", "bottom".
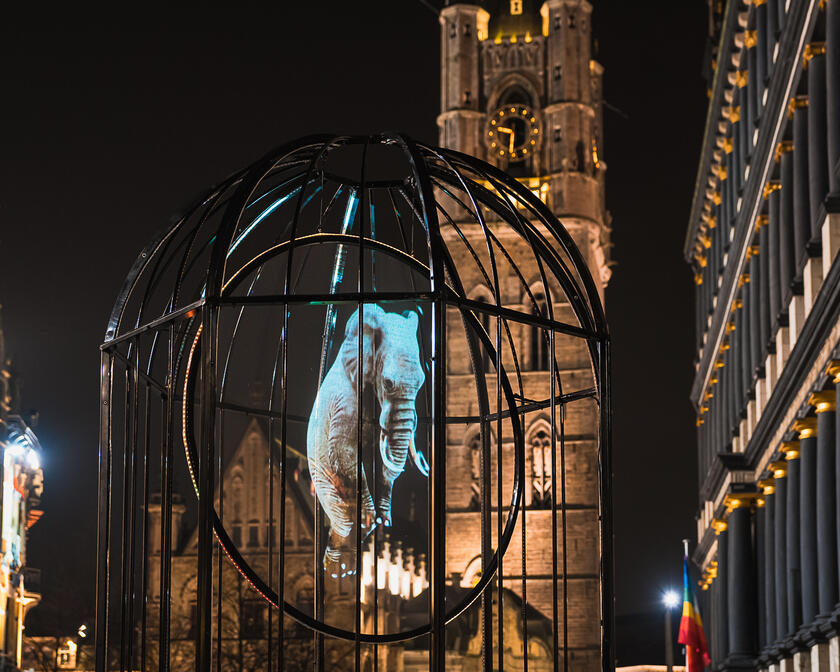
{"left": 486, "top": 105, "right": 540, "bottom": 162}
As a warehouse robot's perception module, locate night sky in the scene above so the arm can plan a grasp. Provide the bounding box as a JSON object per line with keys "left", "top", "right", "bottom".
{"left": 0, "top": 2, "right": 706, "bottom": 664}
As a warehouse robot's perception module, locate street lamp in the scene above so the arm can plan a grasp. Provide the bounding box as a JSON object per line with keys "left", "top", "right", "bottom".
{"left": 662, "top": 589, "right": 680, "bottom": 672}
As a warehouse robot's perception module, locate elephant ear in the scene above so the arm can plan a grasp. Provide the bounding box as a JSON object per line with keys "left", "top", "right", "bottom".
{"left": 340, "top": 305, "right": 385, "bottom": 385}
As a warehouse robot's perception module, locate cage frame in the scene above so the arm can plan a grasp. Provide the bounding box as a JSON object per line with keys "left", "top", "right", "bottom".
{"left": 96, "top": 133, "right": 613, "bottom": 672}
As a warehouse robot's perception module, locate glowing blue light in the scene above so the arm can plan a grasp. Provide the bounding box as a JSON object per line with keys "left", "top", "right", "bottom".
{"left": 329, "top": 190, "right": 358, "bottom": 292}
{"left": 228, "top": 186, "right": 302, "bottom": 257}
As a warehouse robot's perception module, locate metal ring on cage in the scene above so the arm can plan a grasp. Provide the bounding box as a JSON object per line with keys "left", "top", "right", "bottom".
{"left": 179, "top": 260, "right": 526, "bottom": 643}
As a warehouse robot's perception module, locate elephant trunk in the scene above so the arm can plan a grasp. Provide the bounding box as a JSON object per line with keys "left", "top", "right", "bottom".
{"left": 379, "top": 399, "right": 416, "bottom": 481}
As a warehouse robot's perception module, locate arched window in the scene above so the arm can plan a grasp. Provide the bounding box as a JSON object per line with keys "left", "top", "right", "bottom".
{"left": 529, "top": 427, "right": 553, "bottom": 509}
{"left": 530, "top": 293, "right": 549, "bottom": 371}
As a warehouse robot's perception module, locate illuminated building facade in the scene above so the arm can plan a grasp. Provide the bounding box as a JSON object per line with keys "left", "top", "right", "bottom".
{"left": 686, "top": 0, "right": 840, "bottom": 669}
{"left": 439, "top": 1, "right": 610, "bottom": 669}
{"left": 0, "top": 315, "right": 44, "bottom": 671}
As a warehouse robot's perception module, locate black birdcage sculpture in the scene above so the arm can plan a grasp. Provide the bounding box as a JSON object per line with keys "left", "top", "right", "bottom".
{"left": 96, "top": 134, "right": 612, "bottom": 672}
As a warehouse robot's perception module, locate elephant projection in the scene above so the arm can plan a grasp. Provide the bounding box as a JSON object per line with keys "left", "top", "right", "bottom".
{"left": 307, "top": 304, "right": 429, "bottom": 579}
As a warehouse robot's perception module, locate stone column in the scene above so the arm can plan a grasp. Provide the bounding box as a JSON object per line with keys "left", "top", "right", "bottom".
{"left": 811, "top": 384, "right": 839, "bottom": 620}
{"left": 757, "top": 496, "right": 767, "bottom": 650}
{"left": 718, "top": 522, "right": 731, "bottom": 658}
{"left": 740, "top": 288, "right": 752, "bottom": 398}
{"left": 811, "top": 391, "right": 840, "bottom": 616}
{"left": 745, "top": 26, "right": 758, "bottom": 147}
{"left": 784, "top": 442, "right": 803, "bottom": 633}
{"left": 827, "top": 0, "right": 840, "bottom": 193}
{"left": 795, "top": 417, "right": 818, "bottom": 627}
{"left": 779, "top": 144, "right": 796, "bottom": 305}
{"left": 791, "top": 96, "right": 811, "bottom": 280}
{"left": 749, "top": 247, "right": 763, "bottom": 375}
{"left": 806, "top": 44, "right": 828, "bottom": 236}
{"left": 767, "top": 0, "right": 780, "bottom": 79}
{"left": 726, "top": 498, "right": 758, "bottom": 665}
{"left": 773, "top": 460, "right": 789, "bottom": 641}
{"left": 759, "top": 214, "right": 771, "bottom": 353}
{"left": 762, "top": 479, "right": 777, "bottom": 647}
{"left": 736, "top": 84, "right": 749, "bottom": 179}
{"left": 756, "top": 0, "right": 768, "bottom": 106}
{"left": 793, "top": 418, "right": 819, "bottom": 626}
{"left": 766, "top": 182, "right": 783, "bottom": 332}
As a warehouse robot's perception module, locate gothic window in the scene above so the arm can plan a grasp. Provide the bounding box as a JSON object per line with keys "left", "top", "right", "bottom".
{"left": 248, "top": 522, "right": 259, "bottom": 547}
{"left": 463, "top": 23, "right": 471, "bottom": 37}
{"left": 232, "top": 524, "right": 242, "bottom": 548}
{"left": 553, "top": 127, "right": 563, "bottom": 143}
{"left": 463, "top": 90, "right": 472, "bottom": 106}
{"left": 231, "top": 473, "right": 243, "bottom": 524}
{"left": 449, "top": 22, "right": 456, "bottom": 39}
{"left": 568, "top": 13, "right": 576, "bottom": 29}
{"left": 240, "top": 600, "right": 266, "bottom": 639}
{"left": 530, "top": 428, "right": 553, "bottom": 508}
{"left": 554, "top": 16, "right": 561, "bottom": 31}
{"left": 553, "top": 64, "right": 562, "bottom": 82}
{"left": 530, "top": 293, "right": 549, "bottom": 371}
{"left": 576, "top": 140, "right": 585, "bottom": 171}
{"left": 510, "top": 0, "right": 523, "bottom": 14}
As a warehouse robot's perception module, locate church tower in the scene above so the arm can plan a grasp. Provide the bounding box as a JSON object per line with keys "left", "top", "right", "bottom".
{"left": 438, "top": 2, "right": 609, "bottom": 669}
{"left": 439, "top": 0, "right": 611, "bottom": 293}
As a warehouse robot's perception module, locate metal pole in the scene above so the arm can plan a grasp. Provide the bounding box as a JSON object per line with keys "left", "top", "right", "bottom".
{"left": 665, "top": 608, "right": 674, "bottom": 672}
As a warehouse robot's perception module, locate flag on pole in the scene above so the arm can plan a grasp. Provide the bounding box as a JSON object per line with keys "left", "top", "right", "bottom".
{"left": 678, "top": 554, "right": 710, "bottom": 672}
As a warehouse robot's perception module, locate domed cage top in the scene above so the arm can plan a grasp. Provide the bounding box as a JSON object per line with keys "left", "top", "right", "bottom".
{"left": 96, "top": 134, "right": 612, "bottom": 672}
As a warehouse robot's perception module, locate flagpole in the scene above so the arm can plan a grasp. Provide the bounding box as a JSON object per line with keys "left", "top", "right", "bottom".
{"left": 682, "top": 538, "right": 690, "bottom": 672}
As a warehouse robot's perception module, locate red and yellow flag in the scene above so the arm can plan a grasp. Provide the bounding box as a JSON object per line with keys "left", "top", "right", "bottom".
{"left": 678, "top": 555, "right": 710, "bottom": 672}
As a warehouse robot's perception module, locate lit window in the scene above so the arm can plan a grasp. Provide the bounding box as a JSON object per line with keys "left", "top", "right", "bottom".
{"left": 510, "top": 0, "right": 523, "bottom": 15}
{"left": 530, "top": 293, "right": 549, "bottom": 371}
{"left": 530, "top": 429, "right": 553, "bottom": 508}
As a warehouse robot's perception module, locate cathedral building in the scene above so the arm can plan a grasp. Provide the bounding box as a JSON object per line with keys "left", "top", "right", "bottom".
{"left": 685, "top": 0, "right": 840, "bottom": 669}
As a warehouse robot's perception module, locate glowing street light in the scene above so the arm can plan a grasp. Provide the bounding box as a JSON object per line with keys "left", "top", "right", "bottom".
{"left": 662, "top": 588, "right": 680, "bottom": 672}
{"left": 662, "top": 589, "right": 680, "bottom": 610}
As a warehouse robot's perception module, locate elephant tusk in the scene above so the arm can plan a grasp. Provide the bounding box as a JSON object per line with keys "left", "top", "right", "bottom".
{"left": 409, "top": 437, "right": 430, "bottom": 478}
{"left": 379, "top": 429, "right": 403, "bottom": 477}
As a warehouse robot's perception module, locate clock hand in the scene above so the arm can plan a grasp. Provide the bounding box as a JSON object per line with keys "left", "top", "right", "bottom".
{"left": 497, "top": 126, "right": 515, "bottom": 153}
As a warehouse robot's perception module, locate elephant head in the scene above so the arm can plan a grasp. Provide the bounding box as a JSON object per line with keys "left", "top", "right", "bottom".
{"left": 371, "top": 309, "right": 426, "bottom": 526}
